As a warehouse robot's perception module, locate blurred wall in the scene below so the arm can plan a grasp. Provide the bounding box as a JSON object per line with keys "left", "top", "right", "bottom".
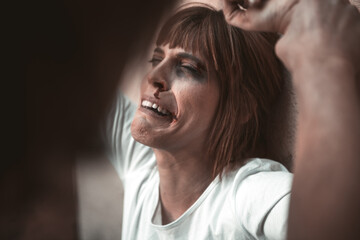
{"left": 1, "top": 0, "right": 173, "bottom": 239}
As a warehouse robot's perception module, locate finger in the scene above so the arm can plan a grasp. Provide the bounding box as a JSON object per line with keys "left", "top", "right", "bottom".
{"left": 223, "top": 0, "right": 296, "bottom": 32}
{"left": 223, "top": 0, "right": 274, "bottom": 31}
{"left": 223, "top": 0, "right": 251, "bottom": 30}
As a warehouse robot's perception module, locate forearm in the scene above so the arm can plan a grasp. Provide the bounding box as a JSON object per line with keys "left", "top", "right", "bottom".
{"left": 288, "top": 58, "right": 360, "bottom": 239}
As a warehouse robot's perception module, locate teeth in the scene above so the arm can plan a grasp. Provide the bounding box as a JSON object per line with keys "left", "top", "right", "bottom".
{"left": 157, "top": 106, "right": 167, "bottom": 114}
{"left": 141, "top": 100, "right": 170, "bottom": 115}
{"left": 141, "top": 100, "right": 152, "bottom": 107}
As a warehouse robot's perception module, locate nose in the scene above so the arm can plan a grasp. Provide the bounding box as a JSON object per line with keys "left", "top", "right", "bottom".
{"left": 147, "top": 64, "right": 169, "bottom": 96}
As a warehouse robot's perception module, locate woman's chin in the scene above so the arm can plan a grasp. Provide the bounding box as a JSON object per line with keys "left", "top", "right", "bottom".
{"left": 131, "top": 118, "right": 148, "bottom": 143}
{"left": 131, "top": 117, "right": 160, "bottom": 148}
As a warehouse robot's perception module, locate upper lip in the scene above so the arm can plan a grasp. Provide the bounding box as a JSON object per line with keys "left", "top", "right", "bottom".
{"left": 140, "top": 94, "right": 177, "bottom": 118}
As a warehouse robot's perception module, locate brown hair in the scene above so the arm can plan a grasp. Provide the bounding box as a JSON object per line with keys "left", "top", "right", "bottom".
{"left": 156, "top": 4, "right": 284, "bottom": 178}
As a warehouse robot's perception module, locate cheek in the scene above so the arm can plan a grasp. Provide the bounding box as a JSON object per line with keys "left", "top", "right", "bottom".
{"left": 195, "top": 84, "right": 219, "bottom": 128}
{"left": 140, "top": 77, "right": 147, "bottom": 93}
{"left": 176, "top": 83, "right": 219, "bottom": 127}
{"left": 197, "top": 91, "right": 218, "bottom": 125}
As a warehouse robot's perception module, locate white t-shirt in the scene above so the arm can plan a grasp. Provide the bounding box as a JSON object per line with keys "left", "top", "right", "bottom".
{"left": 106, "top": 93, "right": 293, "bottom": 240}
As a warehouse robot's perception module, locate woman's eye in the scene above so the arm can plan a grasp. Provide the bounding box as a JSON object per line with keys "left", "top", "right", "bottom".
{"left": 181, "top": 64, "right": 202, "bottom": 77}
{"left": 149, "top": 57, "right": 162, "bottom": 67}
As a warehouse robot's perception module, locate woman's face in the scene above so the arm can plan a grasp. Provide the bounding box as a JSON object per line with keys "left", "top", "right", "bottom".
{"left": 131, "top": 44, "right": 219, "bottom": 153}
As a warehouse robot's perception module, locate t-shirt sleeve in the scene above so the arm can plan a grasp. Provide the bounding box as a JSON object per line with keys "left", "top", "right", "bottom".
{"left": 234, "top": 159, "right": 293, "bottom": 240}
{"left": 263, "top": 193, "right": 291, "bottom": 240}
{"left": 104, "top": 92, "right": 155, "bottom": 180}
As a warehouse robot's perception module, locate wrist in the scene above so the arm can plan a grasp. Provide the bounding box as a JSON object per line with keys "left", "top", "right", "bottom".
{"left": 293, "top": 55, "right": 357, "bottom": 82}
{"left": 291, "top": 55, "right": 358, "bottom": 110}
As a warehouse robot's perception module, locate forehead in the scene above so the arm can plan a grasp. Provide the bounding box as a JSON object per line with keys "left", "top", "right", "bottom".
{"left": 155, "top": 45, "right": 202, "bottom": 59}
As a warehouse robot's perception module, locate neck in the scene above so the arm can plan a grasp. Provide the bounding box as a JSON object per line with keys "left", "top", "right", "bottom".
{"left": 153, "top": 148, "right": 213, "bottom": 225}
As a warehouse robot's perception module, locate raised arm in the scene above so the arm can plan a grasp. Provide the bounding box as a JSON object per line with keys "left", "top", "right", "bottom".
{"left": 223, "top": 0, "right": 360, "bottom": 239}
{"left": 276, "top": 1, "right": 360, "bottom": 239}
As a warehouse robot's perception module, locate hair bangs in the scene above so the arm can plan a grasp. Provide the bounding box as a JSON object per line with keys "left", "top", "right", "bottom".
{"left": 156, "top": 6, "right": 218, "bottom": 69}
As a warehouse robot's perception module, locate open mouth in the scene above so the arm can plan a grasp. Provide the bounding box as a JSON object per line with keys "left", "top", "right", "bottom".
{"left": 141, "top": 100, "right": 173, "bottom": 118}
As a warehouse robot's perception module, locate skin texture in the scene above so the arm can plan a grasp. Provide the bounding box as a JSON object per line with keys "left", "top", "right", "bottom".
{"left": 223, "top": 0, "right": 360, "bottom": 239}
{"left": 131, "top": 45, "right": 219, "bottom": 224}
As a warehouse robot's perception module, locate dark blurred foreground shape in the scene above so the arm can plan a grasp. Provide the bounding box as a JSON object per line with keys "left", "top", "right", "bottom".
{"left": 1, "top": 0, "right": 173, "bottom": 239}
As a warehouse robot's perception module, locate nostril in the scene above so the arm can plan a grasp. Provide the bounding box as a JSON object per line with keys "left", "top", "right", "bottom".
{"left": 153, "top": 82, "right": 165, "bottom": 99}
{"left": 153, "top": 82, "right": 165, "bottom": 91}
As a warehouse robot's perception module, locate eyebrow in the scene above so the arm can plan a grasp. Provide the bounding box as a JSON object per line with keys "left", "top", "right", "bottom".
{"left": 154, "top": 47, "right": 164, "bottom": 55}
{"left": 177, "top": 52, "right": 206, "bottom": 71}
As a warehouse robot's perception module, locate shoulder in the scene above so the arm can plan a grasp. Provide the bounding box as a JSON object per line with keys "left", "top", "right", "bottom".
{"left": 227, "top": 158, "right": 292, "bottom": 239}
{"left": 235, "top": 158, "right": 292, "bottom": 189}
{"left": 233, "top": 158, "right": 292, "bottom": 215}
{"left": 225, "top": 158, "right": 292, "bottom": 191}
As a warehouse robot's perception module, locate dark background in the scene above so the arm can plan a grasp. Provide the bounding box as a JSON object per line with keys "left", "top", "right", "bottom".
{"left": 2, "top": 0, "right": 173, "bottom": 238}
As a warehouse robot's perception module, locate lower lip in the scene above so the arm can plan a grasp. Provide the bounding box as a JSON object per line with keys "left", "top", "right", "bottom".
{"left": 139, "top": 106, "right": 173, "bottom": 122}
